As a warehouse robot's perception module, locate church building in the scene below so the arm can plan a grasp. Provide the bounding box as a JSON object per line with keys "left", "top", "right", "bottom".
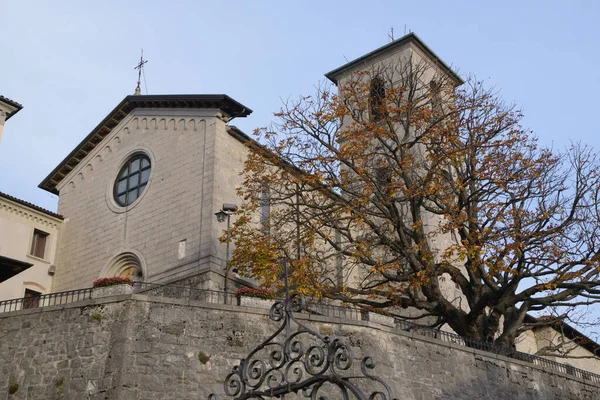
{"left": 38, "top": 94, "right": 253, "bottom": 292}
{"left": 37, "top": 33, "right": 463, "bottom": 294}
{"left": 0, "top": 32, "right": 598, "bottom": 378}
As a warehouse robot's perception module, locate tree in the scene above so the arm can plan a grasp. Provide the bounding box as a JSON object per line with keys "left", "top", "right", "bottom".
{"left": 228, "top": 58, "right": 600, "bottom": 349}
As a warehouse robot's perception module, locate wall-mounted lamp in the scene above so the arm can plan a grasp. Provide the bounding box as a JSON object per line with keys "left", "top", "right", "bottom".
{"left": 215, "top": 203, "right": 238, "bottom": 303}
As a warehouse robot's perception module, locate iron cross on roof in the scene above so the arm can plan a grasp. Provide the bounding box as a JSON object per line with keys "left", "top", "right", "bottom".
{"left": 134, "top": 49, "right": 148, "bottom": 95}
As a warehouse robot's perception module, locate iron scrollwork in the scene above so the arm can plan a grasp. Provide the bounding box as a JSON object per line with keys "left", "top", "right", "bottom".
{"left": 209, "top": 294, "right": 398, "bottom": 400}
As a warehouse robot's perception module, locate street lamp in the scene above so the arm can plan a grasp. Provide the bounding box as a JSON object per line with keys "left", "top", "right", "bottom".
{"left": 215, "top": 203, "right": 238, "bottom": 303}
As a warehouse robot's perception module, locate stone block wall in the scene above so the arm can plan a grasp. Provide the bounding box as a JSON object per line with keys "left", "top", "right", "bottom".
{"left": 52, "top": 107, "right": 254, "bottom": 292}
{"left": 0, "top": 296, "right": 599, "bottom": 400}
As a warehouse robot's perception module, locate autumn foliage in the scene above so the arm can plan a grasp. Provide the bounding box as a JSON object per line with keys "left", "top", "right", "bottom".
{"left": 228, "top": 58, "right": 600, "bottom": 348}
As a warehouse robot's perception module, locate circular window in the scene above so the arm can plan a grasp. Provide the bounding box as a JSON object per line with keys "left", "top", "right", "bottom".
{"left": 114, "top": 153, "right": 151, "bottom": 206}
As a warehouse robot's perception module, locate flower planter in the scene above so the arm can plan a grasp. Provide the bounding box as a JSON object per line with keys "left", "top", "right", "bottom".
{"left": 363, "top": 311, "right": 395, "bottom": 327}
{"left": 92, "top": 284, "right": 133, "bottom": 299}
{"left": 238, "top": 296, "right": 273, "bottom": 310}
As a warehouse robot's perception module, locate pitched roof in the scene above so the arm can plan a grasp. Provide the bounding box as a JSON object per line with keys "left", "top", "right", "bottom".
{"left": 0, "top": 191, "right": 63, "bottom": 220}
{"left": 0, "top": 95, "right": 23, "bottom": 120}
{"left": 325, "top": 32, "right": 463, "bottom": 85}
{"left": 39, "top": 94, "right": 253, "bottom": 194}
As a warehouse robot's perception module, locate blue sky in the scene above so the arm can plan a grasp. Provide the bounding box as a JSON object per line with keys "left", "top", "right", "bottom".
{"left": 1, "top": 1, "right": 598, "bottom": 210}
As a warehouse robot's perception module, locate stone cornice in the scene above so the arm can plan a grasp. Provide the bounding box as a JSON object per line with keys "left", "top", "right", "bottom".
{"left": 39, "top": 94, "right": 252, "bottom": 195}
{"left": 0, "top": 197, "right": 63, "bottom": 229}
{"left": 325, "top": 32, "right": 463, "bottom": 86}
{"left": 54, "top": 114, "right": 210, "bottom": 194}
{"left": 0, "top": 95, "right": 22, "bottom": 121}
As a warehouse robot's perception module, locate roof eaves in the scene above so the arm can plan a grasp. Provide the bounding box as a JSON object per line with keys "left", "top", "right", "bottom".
{"left": 0, "top": 95, "right": 23, "bottom": 120}
{"left": 325, "top": 32, "right": 463, "bottom": 86}
{"left": 38, "top": 96, "right": 133, "bottom": 194}
{"left": 226, "top": 125, "right": 253, "bottom": 144}
{"left": 39, "top": 94, "right": 253, "bottom": 194}
{"left": 0, "top": 191, "right": 63, "bottom": 220}
{"left": 0, "top": 255, "right": 34, "bottom": 269}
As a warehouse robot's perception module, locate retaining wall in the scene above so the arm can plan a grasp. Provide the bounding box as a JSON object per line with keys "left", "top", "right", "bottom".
{"left": 1, "top": 295, "right": 599, "bottom": 399}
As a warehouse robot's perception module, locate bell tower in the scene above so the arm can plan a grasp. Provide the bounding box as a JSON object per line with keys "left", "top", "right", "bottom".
{"left": 324, "top": 33, "right": 466, "bottom": 318}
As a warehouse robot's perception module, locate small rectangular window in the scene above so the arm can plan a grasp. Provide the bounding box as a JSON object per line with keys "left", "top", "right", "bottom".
{"left": 23, "top": 289, "right": 41, "bottom": 309}
{"left": 130, "top": 158, "right": 141, "bottom": 173}
{"left": 430, "top": 80, "right": 443, "bottom": 114}
{"left": 141, "top": 168, "right": 151, "bottom": 182}
{"left": 370, "top": 76, "right": 386, "bottom": 121}
{"left": 30, "top": 229, "right": 49, "bottom": 259}
{"left": 128, "top": 173, "right": 140, "bottom": 187}
{"left": 375, "top": 166, "right": 392, "bottom": 194}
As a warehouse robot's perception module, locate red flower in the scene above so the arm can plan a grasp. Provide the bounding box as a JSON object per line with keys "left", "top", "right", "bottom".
{"left": 93, "top": 277, "right": 133, "bottom": 288}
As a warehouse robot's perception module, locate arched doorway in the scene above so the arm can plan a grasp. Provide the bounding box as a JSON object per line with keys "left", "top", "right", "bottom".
{"left": 101, "top": 251, "right": 145, "bottom": 281}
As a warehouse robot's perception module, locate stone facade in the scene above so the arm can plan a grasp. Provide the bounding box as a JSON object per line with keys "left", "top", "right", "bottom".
{"left": 92, "top": 284, "right": 133, "bottom": 299}
{"left": 0, "top": 296, "right": 598, "bottom": 400}
{"left": 48, "top": 103, "right": 252, "bottom": 292}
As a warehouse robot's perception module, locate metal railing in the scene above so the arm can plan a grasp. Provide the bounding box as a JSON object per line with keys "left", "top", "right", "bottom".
{"left": 1, "top": 282, "right": 599, "bottom": 384}
{"left": 0, "top": 288, "right": 92, "bottom": 313}
{"left": 300, "top": 300, "right": 600, "bottom": 384}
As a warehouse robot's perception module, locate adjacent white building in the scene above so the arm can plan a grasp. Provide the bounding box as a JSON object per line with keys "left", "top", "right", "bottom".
{"left": 0, "top": 95, "right": 22, "bottom": 143}
{"left": 0, "top": 96, "right": 63, "bottom": 302}
{"left": 0, "top": 192, "right": 63, "bottom": 302}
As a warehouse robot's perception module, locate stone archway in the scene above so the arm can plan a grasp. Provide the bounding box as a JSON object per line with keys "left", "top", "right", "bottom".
{"left": 101, "top": 251, "right": 146, "bottom": 281}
